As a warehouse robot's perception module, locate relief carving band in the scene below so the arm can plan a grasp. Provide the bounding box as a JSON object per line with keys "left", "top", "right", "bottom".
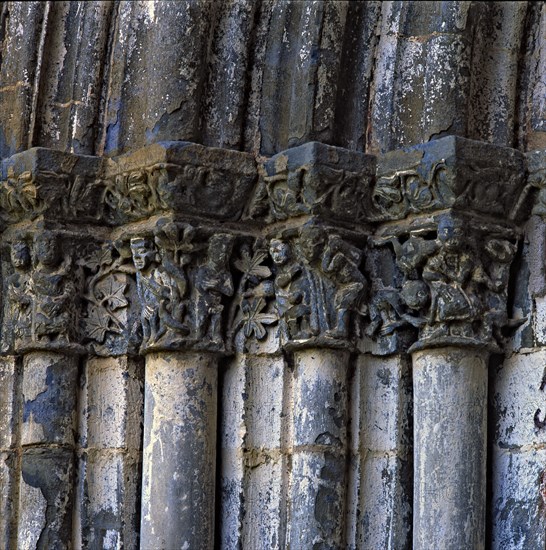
{"left": 4, "top": 232, "right": 82, "bottom": 353}
{"left": 129, "top": 222, "right": 235, "bottom": 353}
{"left": 368, "top": 214, "right": 520, "bottom": 352}
{"left": 233, "top": 226, "right": 368, "bottom": 350}
{"left": 251, "top": 141, "right": 375, "bottom": 223}
{"left": 102, "top": 142, "right": 256, "bottom": 223}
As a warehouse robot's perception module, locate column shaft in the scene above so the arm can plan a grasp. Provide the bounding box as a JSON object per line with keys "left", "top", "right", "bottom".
{"left": 413, "top": 346, "right": 488, "bottom": 550}
{"left": 288, "top": 348, "right": 349, "bottom": 548}
{"left": 0, "top": 357, "right": 19, "bottom": 550}
{"left": 140, "top": 351, "right": 218, "bottom": 549}
{"left": 18, "top": 351, "right": 78, "bottom": 549}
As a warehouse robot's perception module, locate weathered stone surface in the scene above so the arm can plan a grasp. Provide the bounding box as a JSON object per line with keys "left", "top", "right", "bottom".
{"left": 288, "top": 349, "right": 349, "bottom": 548}
{"left": 141, "top": 351, "right": 217, "bottom": 549}
{"left": 0, "top": 451, "right": 17, "bottom": 549}
{"left": 0, "top": 147, "right": 104, "bottom": 225}
{"left": 21, "top": 352, "right": 77, "bottom": 447}
{"left": 257, "top": 141, "right": 375, "bottom": 223}
{"left": 413, "top": 347, "right": 488, "bottom": 550}
{"left": 490, "top": 447, "right": 546, "bottom": 550}
{"left": 346, "top": 354, "right": 412, "bottom": 549}
{"left": 0, "top": 3, "right": 542, "bottom": 548}
{"left": 19, "top": 448, "right": 75, "bottom": 550}
{"left": 74, "top": 357, "right": 143, "bottom": 549}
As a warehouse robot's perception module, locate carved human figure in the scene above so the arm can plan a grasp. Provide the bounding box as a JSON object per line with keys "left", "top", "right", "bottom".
{"left": 269, "top": 238, "right": 311, "bottom": 341}
{"left": 422, "top": 216, "right": 484, "bottom": 339}
{"left": 131, "top": 237, "right": 188, "bottom": 347}
{"left": 127, "top": 170, "right": 154, "bottom": 214}
{"left": 194, "top": 234, "right": 234, "bottom": 346}
{"left": 31, "top": 232, "right": 76, "bottom": 344}
{"left": 321, "top": 234, "right": 366, "bottom": 339}
{"left": 7, "top": 240, "right": 32, "bottom": 344}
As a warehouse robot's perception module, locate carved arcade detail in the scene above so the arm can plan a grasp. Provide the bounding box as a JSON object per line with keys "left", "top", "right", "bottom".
{"left": 0, "top": 136, "right": 532, "bottom": 357}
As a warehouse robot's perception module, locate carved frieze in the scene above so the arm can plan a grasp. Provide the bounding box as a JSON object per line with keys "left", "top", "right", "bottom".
{"left": 0, "top": 137, "right": 532, "bottom": 359}
{"left": 102, "top": 142, "right": 257, "bottom": 223}
{"left": 0, "top": 148, "right": 104, "bottom": 224}
{"left": 372, "top": 136, "right": 526, "bottom": 222}
{"left": 248, "top": 141, "right": 375, "bottom": 223}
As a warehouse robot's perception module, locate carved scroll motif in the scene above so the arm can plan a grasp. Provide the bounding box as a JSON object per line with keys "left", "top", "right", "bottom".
{"left": 103, "top": 161, "right": 256, "bottom": 223}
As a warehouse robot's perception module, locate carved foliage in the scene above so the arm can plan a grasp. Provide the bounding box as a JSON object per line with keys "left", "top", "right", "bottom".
{"left": 79, "top": 240, "right": 138, "bottom": 356}
{"left": 0, "top": 147, "right": 105, "bottom": 224}
{"left": 231, "top": 226, "right": 368, "bottom": 349}
{"left": 259, "top": 165, "right": 371, "bottom": 223}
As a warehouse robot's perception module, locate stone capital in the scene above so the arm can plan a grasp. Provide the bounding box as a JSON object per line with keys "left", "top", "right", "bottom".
{"left": 365, "top": 212, "right": 521, "bottom": 354}
{"left": 2, "top": 230, "right": 85, "bottom": 355}
{"left": 232, "top": 223, "right": 368, "bottom": 352}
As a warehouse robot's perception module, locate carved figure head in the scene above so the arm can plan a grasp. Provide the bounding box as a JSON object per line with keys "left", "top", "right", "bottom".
{"left": 130, "top": 237, "right": 156, "bottom": 271}
{"left": 34, "top": 232, "right": 61, "bottom": 267}
{"left": 437, "top": 215, "right": 465, "bottom": 251}
{"left": 127, "top": 171, "right": 151, "bottom": 205}
{"left": 299, "top": 226, "right": 325, "bottom": 262}
{"left": 208, "top": 234, "right": 234, "bottom": 267}
{"left": 10, "top": 241, "right": 30, "bottom": 270}
{"left": 400, "top": 280, "right": 430, "bottom": 310}
{"left": 269, "top": 239, "right": 291, "bottom": 265}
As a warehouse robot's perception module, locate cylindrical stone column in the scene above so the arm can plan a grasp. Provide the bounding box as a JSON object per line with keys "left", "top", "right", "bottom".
{"left": 220, "top": 352, "right": 287, "bottom": 550}
{"left": 288, "top": 348, "right": 349, "bottom": 548}
{"left": 17, "top": 351, "right": 78, "bottom": 549}
{"left": 0, "top": 357, "right": 19, "bottom": 549}
{"left": 348, "top": 353, "right": 412, "bottom": 549}
{"left": 412, "top": 346, "right": 488, "bottom": 550}
{"left": 75, "top": 356, "right": 143, "bottom": 549}
{"left": 140, "top": 351, "right": 218, "bottom": 549}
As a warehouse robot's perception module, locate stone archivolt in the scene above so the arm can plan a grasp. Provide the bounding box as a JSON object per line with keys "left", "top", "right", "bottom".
{"left": 0, "top": 135, "right": 534, "bottom": 359}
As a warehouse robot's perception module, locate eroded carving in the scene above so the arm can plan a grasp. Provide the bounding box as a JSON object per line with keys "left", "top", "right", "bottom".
{"left": 128, "top": 223, "right": 236, "bottom": 353}
{"left": 367, "top": 214, "right": 519, "bottom": 352}
{"left": 231, "top": 226, "right": 367, "bottom": 349}
{"left": 4, "top": 232, "right": 83, "bottom": 352}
